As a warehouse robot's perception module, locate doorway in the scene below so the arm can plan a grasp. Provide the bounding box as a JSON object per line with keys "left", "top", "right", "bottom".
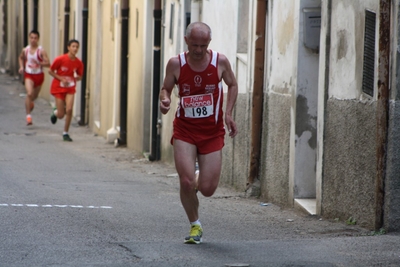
{"left": 292, "top": 2, "right": 321, "bottom": 215}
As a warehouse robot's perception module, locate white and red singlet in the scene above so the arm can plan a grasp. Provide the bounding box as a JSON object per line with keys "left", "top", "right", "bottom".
{"left": 24, "top": 45, "right": 43, "bottom": 74}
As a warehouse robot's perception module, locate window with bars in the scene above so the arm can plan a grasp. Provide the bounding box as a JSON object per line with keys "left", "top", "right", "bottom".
{"left": 169, "top": 3, "right": 175, "bottom": 41}
{"left": 362, "top": 10, "right": 376, "bottom": 97}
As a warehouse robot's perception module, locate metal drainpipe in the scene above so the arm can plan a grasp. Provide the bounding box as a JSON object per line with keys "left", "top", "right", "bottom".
{"left": 79, "top": 0, "right": 89, "bottom": 126}
{"left": 375, "top": 0, "right": 391, "bottom": 231}
{"left": 33, "top": 0, "right": 38, "bottom": 30}
{"left": 23, "top": 0, "right": 27, "bottom": 45}
{"left": 63, "top": 0, "right": 70, "bottom": 53}
{"left": 247, "top": 0, "right": 267, "bottom": 190}
{"left": 3, "top": 1, "right": 7, "bottom": 47}
{"left": 117, "top": 0, "right": 129, "bottom": 145}
{"left": 149, "top": 0, "right": 162, "bottom": 161}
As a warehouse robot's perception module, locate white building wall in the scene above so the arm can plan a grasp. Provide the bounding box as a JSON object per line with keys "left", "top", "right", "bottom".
{"left": 329, "top": 0, "right": 379, "bottom": 99}
{"left": 268, "top": 0, "right": 299, "bottom": 95}
{"left": 268, "top": 0, "right": 300, "bottom": 205}
{"left": 163, "top": 0, "right": 185, "bottom": 60}
{"left": 317, "top": 0, "right": 381, "bottom": 229}
{"left": 201, "top": 0, "right": 239, "bottom": 82}
{"left": 160, "top": 0, "right": 189, "bottom": 162}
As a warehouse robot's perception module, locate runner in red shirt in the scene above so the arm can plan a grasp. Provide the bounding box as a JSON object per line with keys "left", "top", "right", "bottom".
{"left": 172, "top": 49, "right": 225, "bottom": 154}
{"left": 160, "top": 22, "right": 238, "bottom": 244}
{"left": 18, "top": 30, "right": 50, "bottom": 125}
{"left": 48, "top": 39, "right": 84, "bottom": 142}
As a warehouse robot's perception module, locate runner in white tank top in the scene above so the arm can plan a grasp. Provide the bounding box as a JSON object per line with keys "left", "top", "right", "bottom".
{"left": 18, "top": 30, "right": 50, "bottom": 125}
{"left": 24, "top": 45, "right": 44, "bottom": 74}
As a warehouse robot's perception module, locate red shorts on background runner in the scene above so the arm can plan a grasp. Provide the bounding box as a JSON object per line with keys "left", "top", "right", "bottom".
{"left": 52, "top": 88, "right": 75, "bottom": 101}
{"left": 172, "top": 124, "right": 225, "bottom": 154}
{"left": 24, "top": 72, "right": 44, "bottom": 87}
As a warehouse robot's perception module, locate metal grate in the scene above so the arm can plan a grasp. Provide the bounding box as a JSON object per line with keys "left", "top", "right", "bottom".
{"left": 362, "top": 10, "right": 376, "bottom": 97}
{"left": 169, "top": 3, "right": 175, "bottom": 41}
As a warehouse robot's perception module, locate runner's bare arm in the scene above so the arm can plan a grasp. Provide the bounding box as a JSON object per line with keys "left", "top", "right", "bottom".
{"left": 39, "top": 50, "right": 50, "bottom": 68}
{"left": 74, "top": 64, "right": 85, "bottom": 82}
{"left": 48, "top": 69, "right": 67, "bottom": 85}
{"left": 160, "top": 56, "right": 179, "bottom": 115}
{"left": 220, "top": 54, "right": 238, "bottom": 138}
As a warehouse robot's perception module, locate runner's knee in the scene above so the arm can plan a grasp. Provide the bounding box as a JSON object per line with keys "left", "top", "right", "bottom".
{"left": 198, "top": 185, "right": 217, "bottom": 197}
{"left": 26, "top": 91, "right": 34, "bottom": 98}
{"left": 180, "top": 176, "right": 196, "bottom": 192}
{"left": 65, "top": 107, "right": 73, "bottom": 116}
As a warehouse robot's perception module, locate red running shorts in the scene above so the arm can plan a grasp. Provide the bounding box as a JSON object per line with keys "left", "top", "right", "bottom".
{"left": 24, "top": 72, "right": 44, "bottom": 87}
{"left": 172, "top": 123, "right": 225, "bottom": 154}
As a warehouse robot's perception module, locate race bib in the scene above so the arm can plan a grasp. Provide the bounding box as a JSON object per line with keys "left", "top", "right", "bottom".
{"left": 27, "top": 68, "right": 42, "bottom": 74}
{"left": 60, "top": 76, "right": 75, "bottom": 88}
{"left": 26, "top": 60, "right": 41, "bottom": 74}
{"left": 181, "top": 93, "right": 214, "bottom": 118}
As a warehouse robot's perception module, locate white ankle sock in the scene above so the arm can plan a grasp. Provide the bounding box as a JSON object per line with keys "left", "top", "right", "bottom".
{"left": 190, "top": 220, "right": 201, "bottom": 226}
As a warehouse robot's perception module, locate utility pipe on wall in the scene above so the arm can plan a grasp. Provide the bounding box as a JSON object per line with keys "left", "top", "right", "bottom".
{"left": 118, "top": 0, "right": 129, "bottom": 145}
{"left": 33, "top": 0, "right": 38, "bottom": 30}
{"left": 247, "top": 0, "right": 267, "bottom": 190}
{"left": 63, "top": 0, "right": 70, "bottom": 53}
{"left": 149, "top": 0, "right": 162, "bottom": 161}
{"left": 79, "top": 0, "right": 89, "bottom": 126}
{"left": 375, "top": 0, "right": 391, "bottom": 231}
{"left": 23, "top": 0, "right": 27, "bottom": 46}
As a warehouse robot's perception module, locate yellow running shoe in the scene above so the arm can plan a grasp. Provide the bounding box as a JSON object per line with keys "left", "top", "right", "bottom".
{"left": 184, "top": 224, "right": 203, "bottom": 244}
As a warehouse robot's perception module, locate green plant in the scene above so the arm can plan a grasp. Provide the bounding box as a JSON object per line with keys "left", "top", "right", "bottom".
{"left": 346, "top": 216, "right": 357, "bottom": 225}
{"left": 370, "top": 228, "right": 386, "bottom": 236}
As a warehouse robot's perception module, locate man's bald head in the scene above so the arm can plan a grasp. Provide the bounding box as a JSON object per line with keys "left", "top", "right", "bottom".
{"left": 185, "top": 22, "right": 212, "bottom": 40}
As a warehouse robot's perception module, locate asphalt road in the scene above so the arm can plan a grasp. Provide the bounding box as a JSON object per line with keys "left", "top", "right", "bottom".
{"left": 0, "top": 73, "right": 399, "bottom": 267}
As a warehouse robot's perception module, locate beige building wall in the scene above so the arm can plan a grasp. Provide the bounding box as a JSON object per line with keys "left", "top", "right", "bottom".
{"left": 87, "top": 0, "right": 117, "bottom": 138}
{"left": 58, "top": 1, "right": 65, "bottom": 55}
{"left": 85, "top": 0, "right": 152, "bottom": 153}
{"left": 36, "top": 0, "right": 55, "bottom": 101}
{"left": 87, "top": 0, "right": 102, "bottom": 133}
{"left": 5, "top": 0, "right": 24, "bottom": 75}
{"left": 126, "top": 0, "right": 148, "bottom": 152}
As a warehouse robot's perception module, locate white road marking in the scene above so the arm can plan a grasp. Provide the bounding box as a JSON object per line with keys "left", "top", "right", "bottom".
{"left": 0, "top": 204, "right": 112, "bottom": 209}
